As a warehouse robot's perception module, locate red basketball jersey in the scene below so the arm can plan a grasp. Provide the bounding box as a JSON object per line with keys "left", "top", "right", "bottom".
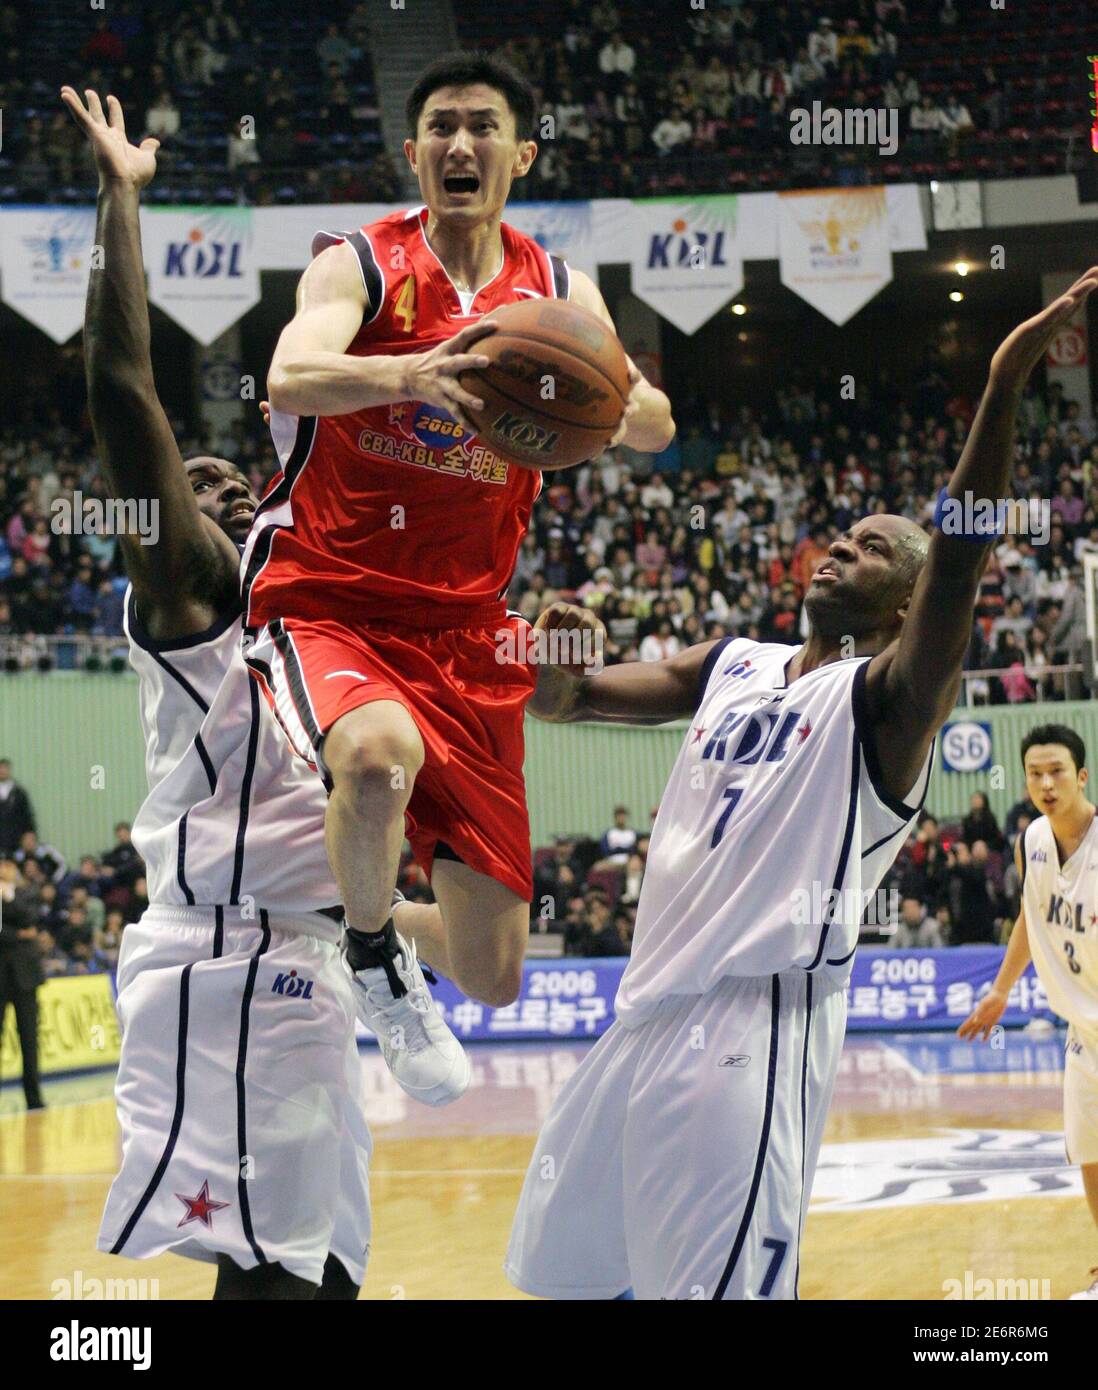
{"left": 243, "top": 206, "right": 571, "bottom": 630}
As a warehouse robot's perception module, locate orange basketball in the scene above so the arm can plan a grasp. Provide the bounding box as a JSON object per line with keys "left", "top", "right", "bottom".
{"left": 459, "top": 299, "right": 630, "bottom": 472}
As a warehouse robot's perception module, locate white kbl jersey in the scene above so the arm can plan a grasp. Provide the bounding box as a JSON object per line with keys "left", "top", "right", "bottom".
{"left": 615, "top": 638, "right": 933, "bottom": 1027}
{"left": 124, "top": 587, "right": 338, "bottom": 911}
{"left": 1021, "top": 813, "right": 1098, "bottom": 1034}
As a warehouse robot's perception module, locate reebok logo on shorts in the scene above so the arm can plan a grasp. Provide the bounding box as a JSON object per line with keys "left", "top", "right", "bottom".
{"left": 271, "top": 969, "right": 314, "bottom": 999}
{"left": 719, "top": 1055, "right": 751, "bottom": 1067}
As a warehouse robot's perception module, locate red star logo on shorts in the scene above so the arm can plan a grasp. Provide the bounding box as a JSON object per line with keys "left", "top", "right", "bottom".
{"left": 798, "top": 719, "right": 812, "bottom": 743}
{"left": 692, "top": 726, "right": 707, "bottom": 743}
{"left": 175, "top": 1179, "right": 230, "bottom": 1229}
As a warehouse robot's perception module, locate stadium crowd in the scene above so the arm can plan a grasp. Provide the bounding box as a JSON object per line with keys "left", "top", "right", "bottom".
{"left": 3, "top": 0, "right": 1091, "bottom": 204}
{"left": 0, "top": 760, "right": 144, "bottom": 978}
{"left": 474, "top": 0, "right": 1091, "bottom": 196}
{"left": 4, "top": 363, "right": 1095, "bottom": 705}
{"left": 2, "top": 0, "right": 400, "bottom": 206}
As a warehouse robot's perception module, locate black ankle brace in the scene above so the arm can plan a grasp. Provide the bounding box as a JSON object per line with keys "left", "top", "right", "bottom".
{"left": 345, "top": 916, "right": 407, "bottom": 998}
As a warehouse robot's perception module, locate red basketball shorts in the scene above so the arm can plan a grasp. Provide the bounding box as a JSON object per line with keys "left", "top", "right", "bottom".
{"left": 244, "top": 610, "right": 537, "bottom": 902}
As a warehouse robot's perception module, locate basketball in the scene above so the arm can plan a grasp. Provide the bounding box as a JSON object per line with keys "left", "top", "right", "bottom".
{"left": 459, "top": 299, "right": 631, "bottom": 472}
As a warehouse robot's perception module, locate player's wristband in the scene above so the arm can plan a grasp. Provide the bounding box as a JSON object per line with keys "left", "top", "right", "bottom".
{"left": 933, "top": 486, "right": 1004, "bottom": 542}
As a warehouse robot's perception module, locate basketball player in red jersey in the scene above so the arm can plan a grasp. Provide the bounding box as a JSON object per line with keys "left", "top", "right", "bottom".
{"left": 241, "top": 52, "right": 674, "bottom": 1046}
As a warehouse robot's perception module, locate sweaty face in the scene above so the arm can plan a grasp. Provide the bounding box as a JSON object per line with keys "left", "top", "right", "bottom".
{"left": 408, "top": 83, "right": 535, "bottom": 223}
{"left": 186, "top": 458, "right": 257, "bottom": 543}
{"left": 1023, "top": 745, "right": 1087, "bottom": 818}
{"left": 803, "top": 515, "right": 925, "bottom": 639}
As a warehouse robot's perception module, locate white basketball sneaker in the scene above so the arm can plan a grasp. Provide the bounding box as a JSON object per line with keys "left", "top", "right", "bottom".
{"left": 342, "top": 907, "right": 470, "bottom": 1108}
{"left": 1068, "top": 1268, "right": 1098, "bottom": 1300}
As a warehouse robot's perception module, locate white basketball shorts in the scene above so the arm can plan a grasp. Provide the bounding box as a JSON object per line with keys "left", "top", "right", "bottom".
{"left": 1065, "top": 1023, "right": 1098, "bottom": 1167}
{"left": 506, "top": 969, "right": 845, "bottom": 1300}
{"left": 97, "top": 904, "right": 372, "bottom": 1287}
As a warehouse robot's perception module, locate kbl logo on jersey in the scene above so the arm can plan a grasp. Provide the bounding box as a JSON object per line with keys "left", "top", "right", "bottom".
{"left": 271, "top": 969, "right": 314, "bottom": 1000}
{"left": 725, "top": 658, "right": 753, "bottom": 681}
{"left": 163, "top": 226, "right": 244, "bottom": 279}
{"left": 1046, "top": 894, "right": 1086, "bottom": 934}
{"left": 701, "top": 697, "right": 810, "bottom": 767}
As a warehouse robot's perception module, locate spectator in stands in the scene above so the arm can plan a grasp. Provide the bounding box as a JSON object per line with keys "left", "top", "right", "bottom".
{"left": 598, "top": 31, "right": 635, "bottom": 93}
{"left": 144, "top": 89, "right": 180, "bottom": 141}
{"left": 939, "top": 93, "right": 974, "bottom": 152}
{"left": 37, "top": 929, "right": 69, "bottom": 980}
{"left": 554, "top": 86, "right": 590, "bottom": 156}
{"left": 870, "top": 22, "right": 899, "bottom": 81}
{"left": 101, "top": 821, "right": 143, "bottom": 890}
{"left": 532, "top": 835, "right": 582, "bottom": 924}
{"left": 788, "top": 46, "right": 819, "bottom": 100}
{"left": 585, "top": 903, "right": 634, "bottom": 957}
{"left": 700, "top": 56, "right": 732, "bottom": 120}
{"left": 909, "top": 94, "right": 944, "bottom": 147}
{"left": 44, "top": 112, "right": 79, "bottom": 185}
{"left": 978, "top": 64, "right": 1007, "bottom": 132}
{"left": 316, "top": 21, "right": 356, "bottom": 76}
{"left": 95, "top": 909, "right": 125, "bottom": 971}
{"left": 876, "top": 0, "right": 907, "bottom": 21}
{"left": 227, "top": 116, "right": 259, "bottom": 173}
{"left": 61, "top": 903, "right": 93, "bottom": 956}
{"left": 84, "top": 16, "right": 125, "bottom": 65}
{"left": 731, "top": 60, "right": 763, "bottom": 117}
{"left": 639, "top": 618, "right": 682, "bottom": 663}
{"left": 946, "top": 840, "right": 998, "bottom": 944}
{"left": 13, "top": 830, "right": 66, "bottom": 885}
{"left": 67, "top": 555, "right": 99, "bottom": 633}
{"left": 902, "top": 815, "right": 947, "bottom": 908}
{"left": 0, "top": 759, "right": 36, "bottom": 857}
{"left": 939, "top": 0, "right": 959, "bottom": 26}
{"left": 0, "top": 858, "right": 45, "bottom": 1109}
{"left": 652, "top": 104, "right": 692, "bottom": 155}
{"left": 893, "top": 895, "right": 945, "bottom": 948}
{"left": 68, "top": 882, "right": 106, "bottom": 936}
{"left": 590, "top": 0, "right": 621, "bottom": 36}
{"left": 597, "top": 806, "right": 638, "bottom": 867}
{"left": 1005, "top": 793, "right": 1039, "bottom": 842}
{"left": 961, "top": 792, "right": 1005, "bottom": 852}
{"left": 807, "top": 17, "right": 838, "bottom": 74}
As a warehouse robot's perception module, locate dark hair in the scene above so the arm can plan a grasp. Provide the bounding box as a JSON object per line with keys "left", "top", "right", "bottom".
{"left": 1021, "top": 724, "right": 1087, "bottom": 774}
{"left": 406, "top": 50, "right": 536, "bottom": 142}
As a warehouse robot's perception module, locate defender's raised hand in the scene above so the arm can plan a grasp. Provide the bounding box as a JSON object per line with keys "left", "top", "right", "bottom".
{"left": 60, "top": 87, "right": 159, "bottom": 189}
{"left": 989, "top": 264, "right": 1098, "bottom": 389}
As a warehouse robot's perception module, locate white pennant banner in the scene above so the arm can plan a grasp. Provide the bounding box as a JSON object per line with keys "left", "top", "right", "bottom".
{"left": 628, "top": 196, "right": 744, "bottom": 334}
{"left": 0, "top": 207, "right": 97, "bottom": 343}
{"left": 778, "top": 187, "right": 893, "bottom": 326}
{"left": 142, "top": 207, "right": 259, "bottom": 345}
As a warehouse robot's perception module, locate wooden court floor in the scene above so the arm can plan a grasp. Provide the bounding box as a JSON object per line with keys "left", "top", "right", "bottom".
{"left": 1, "top": 1032, "right": 1093, "bottom": 1301}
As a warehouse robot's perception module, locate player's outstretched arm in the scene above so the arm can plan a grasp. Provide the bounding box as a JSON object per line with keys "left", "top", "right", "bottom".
{"left": 568, "top": 269, "right": 675, "bottom": 453}
{"left": 530, "top": 606, "right": 716, "bottom": 724}
{"left": 267, "top": 246, "right": 496, "bottom": 430}
{"left": 864, "top": 267, "right": 1098, "bottom": 802}
{"left": 64, "top": 87, "right": 239, "bottom": 619}
{"left": 958, "top": 840, "right": 1032, "bottom": 1041}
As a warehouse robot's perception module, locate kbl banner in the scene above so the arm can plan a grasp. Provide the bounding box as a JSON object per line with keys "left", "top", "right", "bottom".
{"left": 353, "top": 946, "right": 1059, "bottom": 1046}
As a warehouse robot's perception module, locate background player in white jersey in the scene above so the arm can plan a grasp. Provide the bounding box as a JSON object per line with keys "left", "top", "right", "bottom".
{"left": 959, "top": 723, "right": 1098, "bottom": 1300}
{"left": 507, "top": 268, "right": 1098, "bottom": 1300}
{"left": 63, "top": 86, "right": 465, "bottom": 1299}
